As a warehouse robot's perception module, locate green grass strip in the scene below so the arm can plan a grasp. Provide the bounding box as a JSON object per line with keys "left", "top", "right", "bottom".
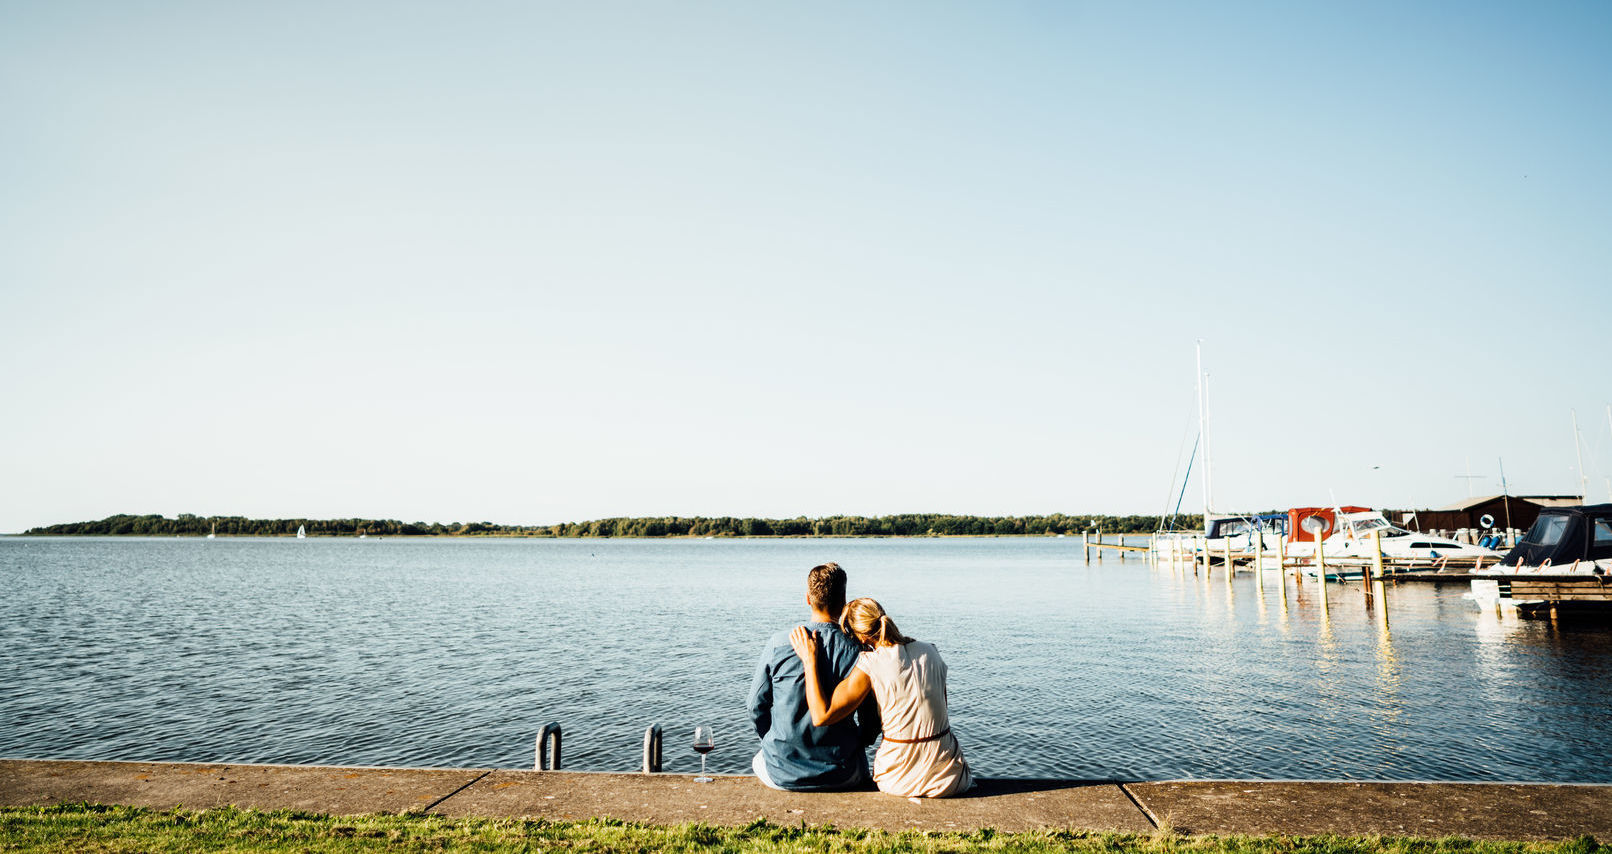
{"left": 0, "top": 804, "right": 1605, "bottom": 854}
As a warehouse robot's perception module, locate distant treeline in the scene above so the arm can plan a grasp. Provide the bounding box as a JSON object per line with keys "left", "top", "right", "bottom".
{"left": 23, "top": 513, "right": 1198, "bottom": 538}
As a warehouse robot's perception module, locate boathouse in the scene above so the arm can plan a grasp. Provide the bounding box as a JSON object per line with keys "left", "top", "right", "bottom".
{"left": 1387, "top": 495, "right": 1584, "bottom": 535}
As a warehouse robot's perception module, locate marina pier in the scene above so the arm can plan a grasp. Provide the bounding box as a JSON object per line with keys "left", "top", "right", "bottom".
{"left": 1089, "top": 532, "right": 1499, "bottom": 579}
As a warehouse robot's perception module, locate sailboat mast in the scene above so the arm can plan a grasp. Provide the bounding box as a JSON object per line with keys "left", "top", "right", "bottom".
{"left": 1204, "top": 374, "right": 1214, "bottom": 516}
{"left": 1573, "top": 409, "right": 1588, "bottom": 502}
{"left": 1599, "top": 404, "right": 1612, "bottom": 499}
{"left": 1196, "top": 340, "right": 1212, "bottom": 519}
{"left": 1498, "top": 457, "right": 1512, "bottom": 532}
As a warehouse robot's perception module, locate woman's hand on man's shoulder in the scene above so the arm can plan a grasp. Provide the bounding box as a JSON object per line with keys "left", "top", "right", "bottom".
{"left": 788, "top": 625, "right": 821, "bottom": 665}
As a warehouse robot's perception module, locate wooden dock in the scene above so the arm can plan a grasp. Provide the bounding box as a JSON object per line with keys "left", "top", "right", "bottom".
{"left": 1499, "top": 574, "right": 1612, "bottom": 616}
{"left": 1119, "top": 532, "right": 1501, "bottom": 582}
{"left": 1377, "top": 570, "right": 1480, "bottom": 583}
{"left": 1081, "top": 533, "right": 1150, "bottom": 561}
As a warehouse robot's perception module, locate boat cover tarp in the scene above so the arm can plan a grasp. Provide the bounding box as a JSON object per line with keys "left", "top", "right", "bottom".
{"left": 1500, "top": 503, "right": 1612, "bottom": 567}
{"left": 1205, "top": 513, "right": 1289, "bottom": 539}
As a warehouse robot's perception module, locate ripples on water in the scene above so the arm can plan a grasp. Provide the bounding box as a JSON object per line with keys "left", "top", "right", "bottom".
{"left": 1, "top": 537, "right": 1608, "bottom": 781}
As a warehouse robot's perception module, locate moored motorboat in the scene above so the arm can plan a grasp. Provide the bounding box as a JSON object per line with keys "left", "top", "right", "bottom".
{"left": 1153, "top": 512, "right": 1283, "bottom": 564}
{"left": 1468, "top": 504, "right": 1612, "bottom": 616}
{"left": 1290, "top": 508, "right": 1504, "bottom": 578}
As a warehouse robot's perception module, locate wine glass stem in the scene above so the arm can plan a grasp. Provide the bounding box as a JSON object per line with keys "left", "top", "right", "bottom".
{"left": 700, "top": 755, "right": 707, "bottom": 776}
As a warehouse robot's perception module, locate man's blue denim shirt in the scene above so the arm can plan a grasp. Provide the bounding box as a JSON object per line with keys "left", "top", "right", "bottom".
{"left": 747, "top": 621, "right": 879, "bottom": 791}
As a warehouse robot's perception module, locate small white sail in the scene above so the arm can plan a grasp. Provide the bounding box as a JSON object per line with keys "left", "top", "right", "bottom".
{"left": 296, "top": 525, "right": 307, "bottom": 539}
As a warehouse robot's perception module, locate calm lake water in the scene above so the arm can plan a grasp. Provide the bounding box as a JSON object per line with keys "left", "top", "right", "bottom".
{"left": 2, "top": 536, "right": 1609, "bottom": 782}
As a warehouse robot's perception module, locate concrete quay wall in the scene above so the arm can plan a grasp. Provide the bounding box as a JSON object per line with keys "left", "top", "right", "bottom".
{"left": 2, "top": 759, "right": 1609, "bottom": 840}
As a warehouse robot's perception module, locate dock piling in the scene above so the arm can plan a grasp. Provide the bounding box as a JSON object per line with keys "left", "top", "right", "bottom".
{"left": 1315, "top": 537, "right": 1328, "bottom": 611}
{"left": 1372, "top": 579, "right": 1390, "bottom": 629}
{"left": 1277, "top": 533, "right": 1288, "bottom": 585}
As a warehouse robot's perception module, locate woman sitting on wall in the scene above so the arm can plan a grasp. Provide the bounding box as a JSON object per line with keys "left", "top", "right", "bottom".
{"left": 788, "top": 597, "right": 972, "bottom": 798}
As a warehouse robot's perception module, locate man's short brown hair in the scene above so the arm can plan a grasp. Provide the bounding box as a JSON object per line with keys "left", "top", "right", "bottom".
{"left": 806, "top": 562, "right": 847, "bottom": 616}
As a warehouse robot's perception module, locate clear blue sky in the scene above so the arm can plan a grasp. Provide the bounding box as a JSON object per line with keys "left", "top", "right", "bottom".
{"left": 3, "top": 1, "right": 1609, "bottom": 532}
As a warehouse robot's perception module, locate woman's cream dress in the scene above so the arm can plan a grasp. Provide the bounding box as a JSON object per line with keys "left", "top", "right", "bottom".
{"left": 856, "top": 640, "right": 972, "bottom": 797}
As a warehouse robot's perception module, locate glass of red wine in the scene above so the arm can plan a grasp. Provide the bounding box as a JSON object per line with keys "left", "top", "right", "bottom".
{"left": 692, "top": 725, "right": 714, "bottom": 783}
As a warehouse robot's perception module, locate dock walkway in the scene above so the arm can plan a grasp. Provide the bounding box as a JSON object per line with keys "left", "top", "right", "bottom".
{"left": 3, "top": 759, "right": 1610, "bottom": 840}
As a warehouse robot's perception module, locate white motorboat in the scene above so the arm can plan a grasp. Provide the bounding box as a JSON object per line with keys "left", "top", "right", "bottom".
{"left": 1292, "top": 508, "right": 1502, "bottom": 578}
{"left": 1154, "top": 513, "right": 1287, "bottom": 565}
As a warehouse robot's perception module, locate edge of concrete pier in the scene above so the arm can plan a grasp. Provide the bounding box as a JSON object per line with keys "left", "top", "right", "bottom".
{"left": 3, "top": 759, "right": 1609, "bottom": 840}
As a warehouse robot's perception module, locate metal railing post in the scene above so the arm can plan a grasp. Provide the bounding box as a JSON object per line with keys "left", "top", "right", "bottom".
{"left": 642, "top": 724, "right": 663, "bottom": 773}
{"left": 535, "top": 722, "right": 562, "bottom": 770}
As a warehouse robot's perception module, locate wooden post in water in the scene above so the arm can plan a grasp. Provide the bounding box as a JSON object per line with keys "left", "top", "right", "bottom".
{"left": 1254, "top": 531, "right": 1265, "bottom": 588}
{"left": 1371, "top": 578, "right": 1389, "bottom": 630}
{"left": 1315, "top": 535, "right": 1329, "bottom": 611}
{"left": 1223, "top": 537, "right": 1234, "bottom": 585}
{"left": 1082, "top": 532, "right": 1089, "bottom": 565}
{"left": 1370, "top": 530, "right": 1384, "bottom": 582}
{"left": 1097, "top": 528, "right": 1103, "bottom": 562}
{"left": 1277, "top": 529, "right": 1288, "bottom": 585}
{"left": 1277, "top": 535, "right": 1289, "bottom": 606}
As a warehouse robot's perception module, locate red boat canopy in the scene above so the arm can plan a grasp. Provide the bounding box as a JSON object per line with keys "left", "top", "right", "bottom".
{"left": 1286, "top": 506, "right": 1371, "bottom": 543}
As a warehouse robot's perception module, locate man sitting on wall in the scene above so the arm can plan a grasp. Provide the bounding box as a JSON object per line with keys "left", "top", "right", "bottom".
{"left": 747, "top": 562, "right": 879, "bottom": 790}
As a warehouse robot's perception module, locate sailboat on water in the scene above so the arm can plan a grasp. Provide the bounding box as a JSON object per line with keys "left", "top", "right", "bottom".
{"left": 1153, "top": 341, "right": 1220, "bottom": 561}
{"left": 296, "top": 525, "right": 307, "bottom": 539}
{"left": 206, "top": 521, "right": 216, "bottom": 539}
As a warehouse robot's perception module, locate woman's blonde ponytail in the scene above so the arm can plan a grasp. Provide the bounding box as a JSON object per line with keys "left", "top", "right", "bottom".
{"left": 840, "top": 598, "right": 913, "bottom": 646}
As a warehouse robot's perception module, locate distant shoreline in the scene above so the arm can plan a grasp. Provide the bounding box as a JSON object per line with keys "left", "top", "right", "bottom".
{"left": 18, "top": 513, "right": 1189, "bottom": 539}
{"left": 4, "top": 532, "right": 1147, "bottom": 539}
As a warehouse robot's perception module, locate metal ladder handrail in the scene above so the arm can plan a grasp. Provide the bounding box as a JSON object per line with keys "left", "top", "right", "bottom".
{"left": 534, "top": 722, "right": 562, "bottom": 770}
